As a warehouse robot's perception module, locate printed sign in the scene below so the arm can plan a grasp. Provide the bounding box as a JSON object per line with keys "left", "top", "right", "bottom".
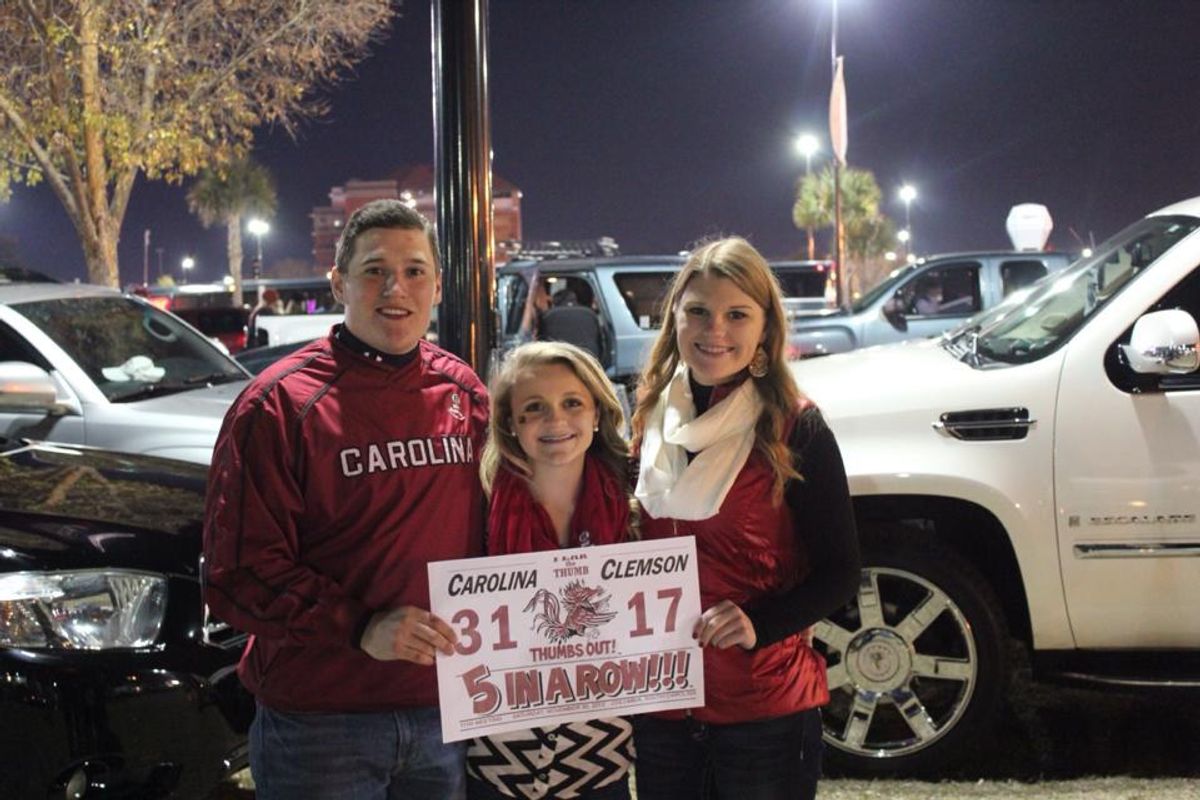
{"left": 429, "top": 537, "right": 703, "bottom": 742}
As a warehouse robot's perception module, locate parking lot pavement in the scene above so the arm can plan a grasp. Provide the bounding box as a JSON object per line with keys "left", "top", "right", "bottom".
{"left": 928, "top": 647, "right": 1200, "bottom": 783}
{"left": 818, "top": 644, "right": 1200, "bottom": 800}
{"left": 818, "top": 777, "right": 1200, "bottom": 800}
{"left": 212, "top": 648, "right": 1200, "bottom": 799}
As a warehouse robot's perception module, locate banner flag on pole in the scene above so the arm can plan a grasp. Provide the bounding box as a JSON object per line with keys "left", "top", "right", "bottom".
{"left": 829, "top": 56, "right": 848, "bottom": 166}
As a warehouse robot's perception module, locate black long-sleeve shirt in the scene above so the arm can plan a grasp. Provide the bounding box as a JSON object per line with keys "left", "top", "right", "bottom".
{"left": 690, "top": 378, "right": 861, "bottom": 649}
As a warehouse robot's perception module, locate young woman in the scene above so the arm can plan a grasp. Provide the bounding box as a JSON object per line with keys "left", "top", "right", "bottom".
{"left": 631, "top": 236, "right": 860, "bottom": 800}
{"left": 467, "top": 341, "right": 635, "bottom": 800}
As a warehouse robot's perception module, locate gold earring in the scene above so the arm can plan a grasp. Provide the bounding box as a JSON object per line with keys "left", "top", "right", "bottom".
{"left": 749, "top": 346, "right": 769, "bottom": 378}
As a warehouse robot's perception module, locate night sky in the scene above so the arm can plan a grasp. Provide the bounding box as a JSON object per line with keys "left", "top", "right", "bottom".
{"left": 4, "top": 0, "right": 1200, "bottom": 285}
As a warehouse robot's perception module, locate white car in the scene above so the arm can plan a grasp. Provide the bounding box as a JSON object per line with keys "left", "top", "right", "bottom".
{"left": 0, "top": 283, "right": 249, "bottom": 464}
{"left": 793, "top": 197, "right": 1200, "bottom": 774}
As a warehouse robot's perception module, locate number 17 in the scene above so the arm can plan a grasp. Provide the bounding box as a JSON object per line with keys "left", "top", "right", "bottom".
{"left": 627, "top": 586, "right": 683, "bottom": 637}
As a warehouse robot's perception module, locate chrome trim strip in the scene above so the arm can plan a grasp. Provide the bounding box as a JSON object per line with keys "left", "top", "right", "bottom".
{"left": 1074, "top": 542, "right": 1200, "bottom": 558}
{"left": 1056, "top": 671, "right": 1200, "bottom": 689}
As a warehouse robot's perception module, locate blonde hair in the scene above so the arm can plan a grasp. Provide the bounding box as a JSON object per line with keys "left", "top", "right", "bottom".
{"left": 481, "top": 341, "right": 629, "bottom": 496}
{"left": 631, "top": 236, "right": 803, "bottom": 503}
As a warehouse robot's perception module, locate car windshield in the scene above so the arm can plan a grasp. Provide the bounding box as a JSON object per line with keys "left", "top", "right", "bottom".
{"left": 944, "top": 215, "right": 1200, "bottom": 365}
{"left": 14, "top": 295, "right": 247, "bottom": 401}
{"left": 851, "top": 263, "right": 917, "bottom": 314}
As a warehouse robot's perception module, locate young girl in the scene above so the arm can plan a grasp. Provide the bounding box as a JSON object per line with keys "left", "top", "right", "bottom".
{"left": 466, "top": 341, "right": 635, "bottom": 800}
{"left": 630, "top": 237, "right": 860, "bottom": 800}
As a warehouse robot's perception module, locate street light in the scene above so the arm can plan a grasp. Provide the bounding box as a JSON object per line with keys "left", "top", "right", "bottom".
{"left": 899, "top": 184, "right": 917, "bottom": 258}
{"left": 794, "top": 133, "right": 820, "bottom": 259}
{"left": 181, "top": 256, "right": 195, "bottom": 284}
{"left": 247, "top": 218, "right": 270, "bottom": 281}
{"left": 794, "top": 133, "right": 819, "bottom": 174}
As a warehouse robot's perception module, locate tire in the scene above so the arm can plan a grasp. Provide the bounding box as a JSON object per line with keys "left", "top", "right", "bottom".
{"left": 814, "top": 525, "right": 1009, "bottom": 776}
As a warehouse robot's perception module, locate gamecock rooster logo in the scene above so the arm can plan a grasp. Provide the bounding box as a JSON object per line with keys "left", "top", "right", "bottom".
{"left": 524, "top": 580, "right": 617, "bottom": 642}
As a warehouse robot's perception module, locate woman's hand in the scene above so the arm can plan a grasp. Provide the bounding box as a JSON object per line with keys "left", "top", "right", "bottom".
{"left": 693, "top": 599, "right": 757, "bottom": 650}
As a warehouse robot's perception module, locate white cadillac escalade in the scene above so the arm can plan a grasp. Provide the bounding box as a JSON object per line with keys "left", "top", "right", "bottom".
{"left": 793, "top": 197, "right": 1200, "bottom": 775}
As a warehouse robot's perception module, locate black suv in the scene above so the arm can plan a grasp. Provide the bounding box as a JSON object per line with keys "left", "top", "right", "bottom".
{"left": 0, "top": 438, "right": 250, "bottom": 798}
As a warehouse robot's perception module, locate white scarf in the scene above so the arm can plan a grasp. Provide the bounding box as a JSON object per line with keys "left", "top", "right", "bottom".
{"left": 635, "top": 364, "right": 763, "bottom": 521}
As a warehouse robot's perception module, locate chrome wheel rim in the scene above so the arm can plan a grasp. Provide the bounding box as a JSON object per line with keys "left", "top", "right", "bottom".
{"left": 815, "top": 566, "right": 978, "bottom": 760}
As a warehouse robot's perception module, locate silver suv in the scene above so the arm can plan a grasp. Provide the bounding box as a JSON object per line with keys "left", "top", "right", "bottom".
{"left": 497, "top": 256, "right": 686, "bottom": 385}
{"left": 0, "top": 283, "right": 249, "bottom": 464}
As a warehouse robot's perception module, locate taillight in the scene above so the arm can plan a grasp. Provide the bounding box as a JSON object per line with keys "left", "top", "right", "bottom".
{"left": 232, "top": 331, "right": 247, "bottom": 353}
{"left": 147, "top": 296, "right": 171, "bottom": 311}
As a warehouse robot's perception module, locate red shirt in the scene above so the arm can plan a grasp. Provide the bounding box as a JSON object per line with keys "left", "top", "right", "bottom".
{"left": 203, "top": 335, "right": 488, "bottom": 712}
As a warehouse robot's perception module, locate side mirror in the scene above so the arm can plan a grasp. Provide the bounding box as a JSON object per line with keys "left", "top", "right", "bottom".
{"left": 1120, "top": 309, "right": 1200, "bottom": 374}
{"left": 0, "top": 361, "right": 62, "bottom": 413}
{"left": 883, "top": 296, "right": 908, "bottom": 332}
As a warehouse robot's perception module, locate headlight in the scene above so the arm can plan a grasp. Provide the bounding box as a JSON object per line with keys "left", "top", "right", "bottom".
{"left": 0, "top": 570, "right": 167, "bottom": 649}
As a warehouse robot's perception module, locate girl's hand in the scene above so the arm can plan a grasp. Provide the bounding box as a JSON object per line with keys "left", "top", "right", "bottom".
{"left": 693, "top": 600, "right": 757, "bottom": 650}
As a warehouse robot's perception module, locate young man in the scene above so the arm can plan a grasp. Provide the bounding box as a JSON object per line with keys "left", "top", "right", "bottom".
{"left": 203, "top": 199, "right": 488, "bottom": 799}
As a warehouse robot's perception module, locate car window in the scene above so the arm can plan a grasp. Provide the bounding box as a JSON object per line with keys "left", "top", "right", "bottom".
{"left": 242, "top": 279, "right": 341, "bottom": 315}
{"left": 175, "top": 307, "right": 248, "bottom": 334}
{"left": 544, "top": 275, "right": 597, "bottom": 308}
{"left": 900, "top": 263, "right": 981, "bottom": 317}
{"left": 612, "top": 271, "right": 676, "bottom": 329}
{"left": 771, "top": 267, "right": 829, "bottom": 298}
{"left": 498, "top": 273, "right": 531, "bottom": 337}
{"left": 999, "top": 260, "right": 1048, "bottom": 297}
{"left": 0, "top": 320, "right": 50, "bottom": 368}
{"left": 961, "top": 215, "right": 1200, "bottom": 365}
{"left": 852, "top": 263, "right": 917, "bottom": 314}
{"left": 13, "top": 295, "right": 245, "bottom": 401}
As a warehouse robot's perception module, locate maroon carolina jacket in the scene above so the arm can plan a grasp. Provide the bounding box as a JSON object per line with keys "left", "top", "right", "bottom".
{"left": 203, "top": 334, "right": 488, "bottom": 712}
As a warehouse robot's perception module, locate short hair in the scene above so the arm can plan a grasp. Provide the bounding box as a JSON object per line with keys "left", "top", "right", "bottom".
{"left": 333, "top": 199, "right": 439, "bottom": 273}
{"left": 480, "top": 341, "right": 628, "bottom": 495}
{"left": 552, "top": 289, "right": 579, "bottom": 307}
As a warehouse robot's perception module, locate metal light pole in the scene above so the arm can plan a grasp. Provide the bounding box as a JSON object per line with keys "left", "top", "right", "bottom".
{"left": 433, "top": 0, "right": 494, "bottom": 374}
{"left": 830, "top": 0, "right": 848, "bottom": 309}
{"left": 181, "top": 256, "right": 195, "bottom": 284}
{"left": 247, "top": 218, "right": 269, "bottom": 280}
{"left": 142, "top": 229, "right": 150, "bottom": 287}
{"left": 794, "top": 133, "right": 819, "bottom": 260}
{"left": 899, "top": 184, "right": 917, "bottom": 260}
{"left": 897, "top": 229, "right": 913, "bottom": 263}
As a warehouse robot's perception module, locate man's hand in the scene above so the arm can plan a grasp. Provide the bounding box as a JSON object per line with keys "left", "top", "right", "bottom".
{"left": 693, "top": 599, "right": 757, "bottom": 650}
{"left": 360, "top": 606, "right": 457, "bottom": 665}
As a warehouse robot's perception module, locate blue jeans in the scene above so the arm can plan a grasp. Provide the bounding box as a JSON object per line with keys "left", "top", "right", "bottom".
{"left": 250, "top": 704, "right": 466, "bottom": 800}
{"left": 631, "top": 709, "right": 824, "bottom": 800}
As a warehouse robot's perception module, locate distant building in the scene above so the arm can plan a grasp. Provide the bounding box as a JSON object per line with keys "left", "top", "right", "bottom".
{"left": 311, "top": 165, "right": 523, "bottom": 269}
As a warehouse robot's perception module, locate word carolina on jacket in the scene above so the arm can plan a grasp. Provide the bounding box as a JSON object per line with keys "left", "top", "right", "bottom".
{"left": 338, "top": 435, "right": 475, "bottom": 477}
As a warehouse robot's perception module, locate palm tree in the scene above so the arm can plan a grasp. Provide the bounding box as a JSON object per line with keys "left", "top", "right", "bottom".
{"left": 792, "top": 174, "right": 831, "bottom": 261}
{"left": 186, "top": 158, "right": 277, "bottom": 304}
{"left": 793, "top": 164, "right": 896, "bottom": 300}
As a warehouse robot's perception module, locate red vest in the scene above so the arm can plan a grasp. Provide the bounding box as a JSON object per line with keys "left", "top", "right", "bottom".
{"left": 639, "top": 445, "right": 829, "bottom": 724}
